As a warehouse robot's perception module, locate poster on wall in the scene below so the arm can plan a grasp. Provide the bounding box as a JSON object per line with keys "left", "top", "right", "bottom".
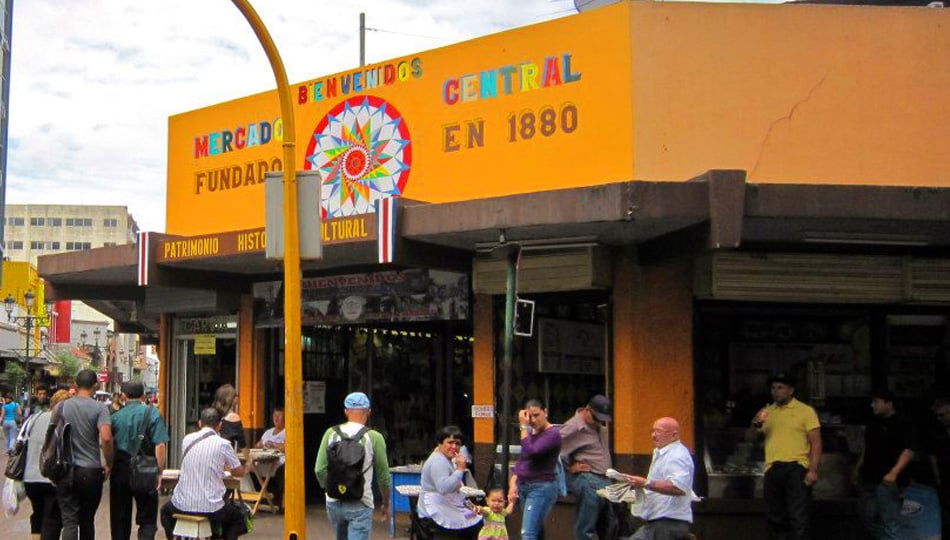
{"left": 253, "top": 268, "right": 469, "bottom": 326}
{"left": 303, "top": 381, "right": 326, "bottom": 414}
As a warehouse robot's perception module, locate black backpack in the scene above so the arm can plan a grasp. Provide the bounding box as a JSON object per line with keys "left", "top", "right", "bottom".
{"left": 41, "top": 401, "right": 73, "bottom": 483}
{"left": 325, "top": 425, "right": 371, "bottom": 500}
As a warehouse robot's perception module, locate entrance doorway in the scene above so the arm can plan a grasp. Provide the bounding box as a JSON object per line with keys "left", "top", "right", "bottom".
{"left": 168, "top": 334, "right": 237, "bottom": 463}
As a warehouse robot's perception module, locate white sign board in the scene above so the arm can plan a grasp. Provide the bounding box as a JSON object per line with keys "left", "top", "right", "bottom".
{"left": 303, "top": 381, "right": 326, "bottom": 414}
{"left": 471, "top": 405, "right": 495, "bottom": 419}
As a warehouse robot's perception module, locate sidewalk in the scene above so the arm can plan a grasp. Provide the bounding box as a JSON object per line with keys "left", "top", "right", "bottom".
{"left": 1, "top": 490, "right": 407, "bottom": 539}
{"left": 0, "top": 467, "right": 404, "bottom": 539}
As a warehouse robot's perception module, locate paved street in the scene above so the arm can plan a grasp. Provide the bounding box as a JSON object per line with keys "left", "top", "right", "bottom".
{"left": 1, "top": 451, "right": 405, "bottom": 539}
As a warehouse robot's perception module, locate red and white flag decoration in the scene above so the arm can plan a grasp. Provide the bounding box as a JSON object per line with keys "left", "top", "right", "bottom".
{"left": 377, "top": 197, "right": 397, "bottom": 264}
{"left": 137, "top": 232, "right": 150, "bottom": 286}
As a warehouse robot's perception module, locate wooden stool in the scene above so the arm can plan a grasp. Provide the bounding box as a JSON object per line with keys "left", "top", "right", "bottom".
{"left": 172, "top": 514, "right": 213, "bottom": 539}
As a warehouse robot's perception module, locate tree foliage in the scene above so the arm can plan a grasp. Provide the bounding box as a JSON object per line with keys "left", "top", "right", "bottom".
{"left": 54, "top": 350, "right": 83, "bottom": 379}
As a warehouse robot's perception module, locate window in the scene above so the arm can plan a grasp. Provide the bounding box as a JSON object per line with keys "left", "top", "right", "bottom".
{"left": 103, "top": 218, "right": 118, "bottom": 227}
{"left": 65, "top": 218, "right": 91, "bottom": 227}
{"left": 103, "top": 242, "right": 116, "bottom": 247}
{"left": 8, "top": 241, "right": 22, "bottom": 249}
{"left": 7, "top": 217, "right": 23, "bottom": 226}
{"left": 47, "top": 241, "right": 60, "bottom": 250}
{"left": 66, "top": 242, "right": 77, "bottom": 250}
{"left": 30, "top": 241, "right": 44, "bottom": 250}
{"left": 84, "top": 218, "right": 93, "bottom": 227}
{"left": 49, "top": 218, "right": 62, "bottom": 226}
{"left": 30, "top": 217, "right": 45, "bottom": 226}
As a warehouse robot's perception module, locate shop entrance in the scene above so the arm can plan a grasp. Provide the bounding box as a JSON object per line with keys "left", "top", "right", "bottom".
{"left": 261, "top": 321, "right": 473, "bottom": 501}
{"left": 168, "top": 316, "right": 239, "bottom": 463}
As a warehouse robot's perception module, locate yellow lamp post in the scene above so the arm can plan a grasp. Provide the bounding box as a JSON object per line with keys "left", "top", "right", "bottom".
{"left": 230, "top": 2, "right": 305, "bottom": 538}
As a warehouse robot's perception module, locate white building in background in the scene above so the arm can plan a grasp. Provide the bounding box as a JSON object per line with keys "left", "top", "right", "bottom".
{"left": 3, "top": 204, "right": 138, "bottom": 264}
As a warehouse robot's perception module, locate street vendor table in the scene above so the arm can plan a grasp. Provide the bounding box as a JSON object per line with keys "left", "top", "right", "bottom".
{"left": 389, "top": 465, "right": 423, "bottom": 537}
{"left": 240, "top": 449, "right": 283, "bottom": 515}
{"left": 161, "top": 469, "right": 243, "bottom": 496}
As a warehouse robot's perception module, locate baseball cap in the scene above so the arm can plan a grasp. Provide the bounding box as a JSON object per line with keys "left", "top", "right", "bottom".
{"left": 768, "top": 372, "right": 797, "bottom": 387}
{"left": 344, "top": 391, "right": 371, "bottom": 409}
{"left": 588, "top": 394, "right": 612, "bottom": 422}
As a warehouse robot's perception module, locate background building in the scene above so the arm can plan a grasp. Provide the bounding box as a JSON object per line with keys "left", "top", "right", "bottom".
{"left": 4, "top": 204, "right": 138, "bottom": 264}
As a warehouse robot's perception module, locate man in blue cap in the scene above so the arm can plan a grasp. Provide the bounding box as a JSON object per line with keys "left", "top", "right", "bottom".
{"left": 315, "top": 392, "right": 391, "bottom": 540}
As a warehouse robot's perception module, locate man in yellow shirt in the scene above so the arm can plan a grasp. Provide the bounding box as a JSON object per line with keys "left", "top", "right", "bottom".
{"left": 751, "top": 373, "right": 821, "bottom": 540}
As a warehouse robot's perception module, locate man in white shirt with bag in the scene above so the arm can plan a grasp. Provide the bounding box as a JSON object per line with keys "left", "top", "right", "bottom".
{"left": 159, "top": 407, "right": 250, "bottom": 540}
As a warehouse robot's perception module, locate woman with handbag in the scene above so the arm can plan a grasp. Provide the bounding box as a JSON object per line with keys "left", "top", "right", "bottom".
{"left": 23, "top": 388, "right": 68, "bottom": 540}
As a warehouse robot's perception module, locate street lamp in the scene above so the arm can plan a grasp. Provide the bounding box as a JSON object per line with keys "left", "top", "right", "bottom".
{"left": 4, "top": 291, "right": 56, "bottom": 394}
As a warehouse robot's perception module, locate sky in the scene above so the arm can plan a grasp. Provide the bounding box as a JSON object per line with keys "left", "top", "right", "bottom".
{"left": 6, "top": 0, "right": 587, "bottom": 232}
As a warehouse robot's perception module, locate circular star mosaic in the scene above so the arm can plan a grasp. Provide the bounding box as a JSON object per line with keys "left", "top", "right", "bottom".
{"left": 305, "top": 96, "right": 412, "bottom": 218}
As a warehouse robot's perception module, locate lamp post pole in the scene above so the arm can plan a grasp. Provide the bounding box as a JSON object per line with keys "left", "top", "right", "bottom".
{"left": 230, "top": 3, "right": 304, "bottom": 538}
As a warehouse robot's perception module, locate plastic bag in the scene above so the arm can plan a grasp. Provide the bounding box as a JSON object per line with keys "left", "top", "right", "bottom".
{"left": 2, "top": 477, "right": 20, "bottom": 517}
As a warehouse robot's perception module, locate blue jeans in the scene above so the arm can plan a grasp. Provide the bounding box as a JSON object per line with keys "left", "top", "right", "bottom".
{"left": 518, "top": 479, "right": 559, "bottom": 540}
{"left": 3, "top": 420, "right": 18, "bottom": 452}
{"left": 568, "top": 472, "right": 611, "bottom": 540}
{"left": 861, "top": 482, "right": 902, "bottom": 540}
{"left": 326, "top": 500, "right": 374, "bottom": 540}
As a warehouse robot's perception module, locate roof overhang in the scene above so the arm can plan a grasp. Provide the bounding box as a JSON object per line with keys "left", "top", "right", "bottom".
{"left": 38, "top": 171, "right": 950, "bottom": 337}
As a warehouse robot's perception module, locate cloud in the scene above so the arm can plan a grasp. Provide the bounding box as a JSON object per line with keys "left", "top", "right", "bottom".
{"left": 6, "top": 0, "right": 578, "bottom": 231}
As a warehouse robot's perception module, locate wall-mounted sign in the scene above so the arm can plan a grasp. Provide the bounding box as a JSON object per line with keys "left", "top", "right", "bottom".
{"left": 194, "top": 334, "right": 217, "bottom": 355}
{"left": 303, "top": 381, "right": 326, "bottom": 414}
{"left": 471, "top": 405, "right": 495, "bottom": 419}
{"left": 254, "top": 268, "right": 469, "bottom": 326}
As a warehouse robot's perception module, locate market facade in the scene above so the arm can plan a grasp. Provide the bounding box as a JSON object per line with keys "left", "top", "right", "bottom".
{"left": 38, "top": 2, "right": 950, "bottom": 538}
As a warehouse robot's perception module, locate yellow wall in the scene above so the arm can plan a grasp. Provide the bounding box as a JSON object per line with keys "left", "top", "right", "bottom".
{"left": 167, "top": 6, "right": 633, "bottom": 235}
{"left": 613, "top": 254, "right": 695, "bottom": 456}
{"left": 472, "top": 294, "right": 495, "bottom": 443}
{"left": 167, "top": 2, "right": 949, "bottom": 237}
{"left": 630, "top": 2, "right": 950, "bottom": 186}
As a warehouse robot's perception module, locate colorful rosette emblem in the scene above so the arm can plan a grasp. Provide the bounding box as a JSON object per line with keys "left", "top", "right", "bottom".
{"left": 305, "top": 96, "right": 411, "bottom": 218}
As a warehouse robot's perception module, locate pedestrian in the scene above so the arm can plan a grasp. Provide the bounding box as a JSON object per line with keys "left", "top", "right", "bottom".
{"left": 559, "top": 394, "right": 613, "bottom": 540}
{"left": 3, "top": 393, "right": 22, "bottom": 452}
{"left": 23, "top": 387, "right": 66, "bottom": 540}
{"left": 213, "top": 384, "right": 250, "bottom": 452}
{"left": 110, "top": 381, "right": 170, "bottom": 540}
{"left": 160, "top": 407, "right": 251, "bottom": 540}
{"left": 750, "top": 372, "right": 821, "bottom": 540}
{"left": 930, "top": 398, "right": 950, "bottom": 538}
{"left": 509, "top": 399, "right": 562, "bottom": 540}
{"left": 856, "top": 388, "right": 916, "bottom": 539}
{"left": 619, "top": 417, "right": 695, "bottom": 540}
{"left": 315, "top": 391, "right": 391, "bottom": 540}
{"left": 474, "top": 487, "right": 516, "bottom": 540}
{"left": 52, "top": 368, "right": 115, "bottom": 540}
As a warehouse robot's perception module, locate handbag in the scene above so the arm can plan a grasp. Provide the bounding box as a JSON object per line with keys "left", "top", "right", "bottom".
{"left": 4, "top": 415, "right": 37, "bottom": 480}
{"left": 129, "top": 407, "right": 160, "bottom": 495}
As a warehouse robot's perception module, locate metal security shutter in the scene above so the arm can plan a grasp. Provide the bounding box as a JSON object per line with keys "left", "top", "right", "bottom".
{"left": 472, "top": 246, "right": 612, "bottom": 294}
{"left": 696, "top": 252, "right": 950, "bottom": 305}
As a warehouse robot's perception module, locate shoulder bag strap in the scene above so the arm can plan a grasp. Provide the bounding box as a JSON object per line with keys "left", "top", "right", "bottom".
{"left": 131, "top": 406, "right": 153, "bottom": 457}
{"left": 182, "top": 430, "right": 216, "bottom": 462}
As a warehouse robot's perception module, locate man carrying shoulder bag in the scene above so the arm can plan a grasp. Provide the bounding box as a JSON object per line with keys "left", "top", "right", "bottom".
{"left": 110, "top": 382, "right": 169, "bottom": 540}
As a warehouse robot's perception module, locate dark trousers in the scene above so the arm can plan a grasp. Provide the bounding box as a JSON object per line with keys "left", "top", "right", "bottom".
{"left": 110, "top": 458, "right": 159, "bottom": 540}
{"left": 764, "top": 462, "right": 812, "bottom": 540}
{"left": 56, "top": 466, "right": 105, "bottom": 540}
{"left": 160, "top": 500, "right": 247, "bottom": 540}
{"left": 24, "top": 481, "right": 62, "bottom": 540}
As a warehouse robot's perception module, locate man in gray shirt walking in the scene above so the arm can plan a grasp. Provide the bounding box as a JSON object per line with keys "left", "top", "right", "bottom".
{"left": 53, "top": 369, "right": 114, "bottom": 540}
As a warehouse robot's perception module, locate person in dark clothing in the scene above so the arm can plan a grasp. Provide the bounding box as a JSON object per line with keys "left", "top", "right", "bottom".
{"left": 53, "top": 369, "right": 114, "bottom": 540}
{"left": 931, "top": 398, "right": 950, "bottom": 539}
{"left": 857, "top": 389, "right": 916, "bottom": 539}
{"left": 110, "top": 381, "right": 170, "bottom": 540}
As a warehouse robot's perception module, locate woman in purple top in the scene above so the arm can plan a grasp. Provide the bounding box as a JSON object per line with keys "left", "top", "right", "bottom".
{"left": 508, "top": 399, "right": 562, "bottom": 540}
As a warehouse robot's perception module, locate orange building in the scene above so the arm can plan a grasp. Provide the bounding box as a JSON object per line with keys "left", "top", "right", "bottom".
{"left": 40, "top": 3, "right": 950, "bottom": 538}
